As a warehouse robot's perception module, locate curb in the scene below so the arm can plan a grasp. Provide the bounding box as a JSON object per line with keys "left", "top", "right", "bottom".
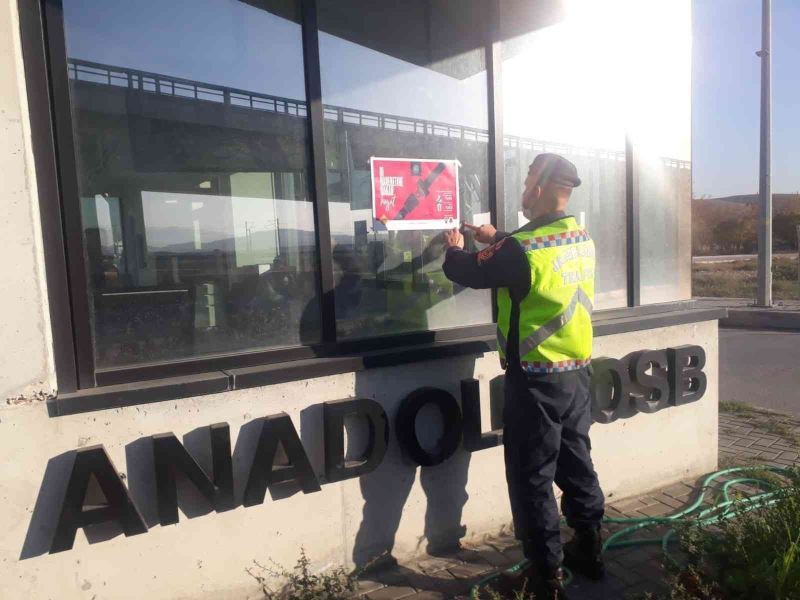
{"left": 721, "top": 309, "right": 800, "bottom": 331}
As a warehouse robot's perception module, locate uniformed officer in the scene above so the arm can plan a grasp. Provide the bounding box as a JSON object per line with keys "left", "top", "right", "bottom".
{"left": 441, "top": 153, "right": 604, "bottom": 599}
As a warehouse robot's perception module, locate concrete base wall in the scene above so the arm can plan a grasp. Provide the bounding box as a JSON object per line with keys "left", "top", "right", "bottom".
{"left": 1, "top": 320, "right": 718, "bottom": 600}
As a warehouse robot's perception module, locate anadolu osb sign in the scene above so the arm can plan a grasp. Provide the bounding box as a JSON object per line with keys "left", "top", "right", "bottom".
{"left": 36, "top": 345, "right": 705, "bottom": 553}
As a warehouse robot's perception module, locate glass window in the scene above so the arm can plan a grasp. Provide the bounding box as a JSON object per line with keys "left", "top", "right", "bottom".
{"left": 63, "top": 0, "right": 320, "bottom": 367}
{"left": 629, "top": 0, "right": 692, "bottom": 304}
{"left": 316, "top": 0, "right": 493, "bottom": 339}
{"left": 500, "top": 0, "right": 628, "bottom": 310}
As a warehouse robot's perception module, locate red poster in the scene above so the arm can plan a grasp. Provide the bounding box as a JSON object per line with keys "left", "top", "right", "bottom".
{"left": 371, "top": 157, "right": 459, "bottom": 231}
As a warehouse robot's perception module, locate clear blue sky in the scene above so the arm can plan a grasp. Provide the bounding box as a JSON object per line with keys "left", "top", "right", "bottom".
{"left": 693, "top": 0, "right": 800, "bottom": 198}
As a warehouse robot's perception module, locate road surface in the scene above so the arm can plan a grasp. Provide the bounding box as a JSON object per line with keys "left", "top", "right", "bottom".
{"left": 720, "top": 328, "right": 800, "bottom": 416}
{"left": 694, "top": 252, "right": 795, "bottom": 264}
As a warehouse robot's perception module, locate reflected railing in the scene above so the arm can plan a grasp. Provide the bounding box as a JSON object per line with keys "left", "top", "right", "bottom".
{"left": 67, "top": 58, "right": 690, "bottom": 170}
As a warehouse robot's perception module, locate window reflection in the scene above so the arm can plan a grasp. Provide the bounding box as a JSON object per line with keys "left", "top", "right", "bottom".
{"left": 318, "top": 0, "right": 493, "bottom": 340}
{"left": 501, "top": 0, "right": 628, "bottom": 309}
{"left": 628, "top": 0, "right": 692, "bottom": 304}
{"left": 65, "top": 0, "right": 320, "bottom": 366}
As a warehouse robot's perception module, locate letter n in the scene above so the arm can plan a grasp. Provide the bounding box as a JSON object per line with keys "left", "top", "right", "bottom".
{"left": 243, "top": 413, "right": 320, "bottom": 506}
{"left": 50, "top": 446, "right": 147, "bottom": 553}
{"left": 152, "top": 423, "right": 234, "bottom": 526}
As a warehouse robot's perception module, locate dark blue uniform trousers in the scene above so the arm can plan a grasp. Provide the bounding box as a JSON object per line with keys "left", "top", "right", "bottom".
{"left": 503, "top": 367, "right": 605, "bottom": 571}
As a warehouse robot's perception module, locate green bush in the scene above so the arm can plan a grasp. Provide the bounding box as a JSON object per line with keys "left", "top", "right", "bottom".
{"left": 661, "top": 469, "right": 800, "bottom": 599}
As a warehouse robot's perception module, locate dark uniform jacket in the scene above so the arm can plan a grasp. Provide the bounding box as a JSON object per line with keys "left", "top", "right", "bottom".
{"left": 442, "top": 210, "right": 569, "bottom": 371}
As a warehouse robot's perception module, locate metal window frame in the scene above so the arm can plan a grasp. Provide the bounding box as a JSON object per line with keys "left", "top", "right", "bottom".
{"left": 19, "top": 0, "right": 650, "bottom": 397}
{"left": 626, "top": 135, "right": 641, "bottom": 307}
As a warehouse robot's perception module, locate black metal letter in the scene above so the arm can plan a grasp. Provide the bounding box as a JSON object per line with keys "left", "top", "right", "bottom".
{"left": 323, "top": 398, "right": 389, "bottom": 483}
{"left": 50, "top": 445, "right": 147, "bottom": 553}
{"left": 396, "top": 387, "right": 463, "bottom": 466}
{"left": 461, "top": 378, "right": 502, "bottom": 451}
{"left": 629, "top": 350, "right": 671, "bottom": 414}
{"left": 590, "top": 358, "right": 632, "bottom": 424}
{"left": 667, "top": 345, "right": 707, "bottom": 406}
{"left": 152, "top": 423, "right": 234, "bottom": 525}
{"left": 243, "top": 413, "right": 320, "bottom": 506}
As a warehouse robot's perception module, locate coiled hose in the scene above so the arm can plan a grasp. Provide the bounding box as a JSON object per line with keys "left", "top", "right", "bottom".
{"left": 471, "top": 465, "right": 795, "bottom": 598}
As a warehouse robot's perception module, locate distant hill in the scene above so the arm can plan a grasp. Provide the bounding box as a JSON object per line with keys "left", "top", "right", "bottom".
{"left": 693, "top": 193, "right": 800, "bottom": 255}
{"left": 695, "top": 193, "right": 800, "bottom": 213}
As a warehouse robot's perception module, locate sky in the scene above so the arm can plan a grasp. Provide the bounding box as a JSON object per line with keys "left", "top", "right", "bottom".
{"left": 693, "top": 0, "right": 800, "bottom": 198}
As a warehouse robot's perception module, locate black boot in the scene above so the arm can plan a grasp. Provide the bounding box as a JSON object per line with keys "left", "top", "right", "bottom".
{"left": 532, "top": 567, "right": 569, "bottom": 600}
{"left": 484, "top": 564, "right": 569, "bottom": 599}
{"left": 563, "top": 526, "right": 604, "bottom": 580}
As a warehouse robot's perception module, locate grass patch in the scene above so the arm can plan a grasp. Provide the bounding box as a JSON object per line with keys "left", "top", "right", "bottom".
{"left": 719, "top": 401, "right": 755, "bottom": 416}
{"left": 693, "top": 256, "right": 800, "bottom": 301}
{"left": 651, "top": 468, "right": 800, "bottom": 599}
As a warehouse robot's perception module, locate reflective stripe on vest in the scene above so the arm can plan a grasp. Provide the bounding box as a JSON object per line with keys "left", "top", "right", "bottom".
{"left": 518, "top": 287, "right": 593, "bottom": 357}
{"left": 496, "top": 324, "right": 508, "bottom": 355}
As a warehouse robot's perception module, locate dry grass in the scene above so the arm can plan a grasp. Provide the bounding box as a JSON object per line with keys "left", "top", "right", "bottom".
{"left": 693, "top": 256, "right": 800, "bottom": 301}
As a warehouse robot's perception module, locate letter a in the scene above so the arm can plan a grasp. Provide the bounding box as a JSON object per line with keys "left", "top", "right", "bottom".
{"left": 50, "top": 445, "right": 147, "bottom": 552}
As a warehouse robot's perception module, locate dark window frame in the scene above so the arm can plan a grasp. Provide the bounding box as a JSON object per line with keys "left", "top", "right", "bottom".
{"left": 19, "top": 0, "right": 669, "bottom": 396}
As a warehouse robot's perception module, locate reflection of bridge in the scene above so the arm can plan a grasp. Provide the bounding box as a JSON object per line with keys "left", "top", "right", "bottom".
{"left": 68, "top": 58, "right": 690, "bottom": 169}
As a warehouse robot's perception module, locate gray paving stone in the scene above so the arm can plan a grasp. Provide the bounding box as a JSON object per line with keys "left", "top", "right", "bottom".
{"left": 458, "top": 547, "right": 512, "bottom": 568}
{"left": 356, "top": 579, "right": 387, "bottom": 595}
{"left": 414, "top": 556, "right": 454, "bottom": 575}
{"left": 403, "top": 592, "right": 446, "bottom": 600}
{"left": 500, "top": 546, "right": 525, "bottom": 564}
{"left": 365, "top": 585, "right": 418, "bottom": 600}
{"left": 446, "top": 561, "right": 494, "bottom": 580}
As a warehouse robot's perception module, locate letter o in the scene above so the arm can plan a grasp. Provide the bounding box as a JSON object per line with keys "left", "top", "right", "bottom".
{"left": 590, "top": 358, "right": 632, "bottom": 424}
{"left": 395, "top": 388, "right": 463, "bottom": 466}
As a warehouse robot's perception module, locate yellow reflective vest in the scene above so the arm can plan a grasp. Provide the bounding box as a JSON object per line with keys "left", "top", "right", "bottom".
{"left": 497, "top": 216, "right": 595, "bottom": 373}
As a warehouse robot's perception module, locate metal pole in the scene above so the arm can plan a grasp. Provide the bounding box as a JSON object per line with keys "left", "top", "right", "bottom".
{"left": 796, "top": 224, "right": 800, "bottom": 284}
{"left": 756, "top": 0, "right": 773, "bottom": 306}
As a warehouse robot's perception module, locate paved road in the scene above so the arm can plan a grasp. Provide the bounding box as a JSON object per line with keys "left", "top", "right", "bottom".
{"left": 720, "top": 328, "right": 800, "bottom": 416}
{"left": 694, "top": 252, "right": 795, "bottom": 264}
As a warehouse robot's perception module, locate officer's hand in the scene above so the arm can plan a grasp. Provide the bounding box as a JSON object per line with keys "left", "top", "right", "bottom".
{"left": 443, "top": 228, "right": 464, "bottom": 249}
{"left": 462, "top": 222, "right": 497, "bottom": 244}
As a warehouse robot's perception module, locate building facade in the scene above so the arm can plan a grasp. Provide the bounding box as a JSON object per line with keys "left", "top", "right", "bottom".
{"left": 1, "top": 1, "right": 723, "bottom": 598}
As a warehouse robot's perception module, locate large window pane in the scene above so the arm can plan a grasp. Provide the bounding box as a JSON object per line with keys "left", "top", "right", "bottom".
{"left": 500, "top": 0, "right": 628, "bottom": 310}
{"left": 63, "top": 0, "right": 320, "bottom": 367}
{"left": 317, "top": 0, "right": 493, "bottom": 339}
{"left": 629, "top": 0, "right": 692, "bottom": 304}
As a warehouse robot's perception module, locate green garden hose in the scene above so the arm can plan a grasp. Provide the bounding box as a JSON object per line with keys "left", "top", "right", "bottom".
{"left": 471, "top": 465, "right": 795, "bottom": 598}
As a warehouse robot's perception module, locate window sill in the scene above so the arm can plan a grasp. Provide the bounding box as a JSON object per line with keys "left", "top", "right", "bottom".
{"left": 49, "top": 303, "right": 727, "bottom": 417}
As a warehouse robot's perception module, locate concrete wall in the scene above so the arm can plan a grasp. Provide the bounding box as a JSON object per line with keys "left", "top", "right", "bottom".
{"left": 2, "top": 320, "right": 717, "bottom": 600}
{"left": 0, "top": 0, "right": 54, "bottom": 402}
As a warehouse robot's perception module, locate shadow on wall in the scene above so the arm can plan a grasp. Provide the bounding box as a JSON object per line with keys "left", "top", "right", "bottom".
{"left": 297, "top": 242, "right": 495, "bottom": 569}
{"left": 21, "top": 240, "right": 502, "bottom": 562}
{"left": 349, "top": 360, "right": 498, "bottom": 570}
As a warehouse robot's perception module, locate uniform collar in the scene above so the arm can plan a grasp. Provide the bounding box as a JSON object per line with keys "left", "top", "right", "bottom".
{"left": 517, "top": 210, "right": 569, "bottom": 233}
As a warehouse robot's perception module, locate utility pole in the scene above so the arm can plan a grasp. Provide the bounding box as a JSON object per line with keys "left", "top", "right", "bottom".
{"left": 756, "top": 0, "right": 773, "bottom": 306}
{"left": 796, "top": 224, "right": 800, "bottom": 284}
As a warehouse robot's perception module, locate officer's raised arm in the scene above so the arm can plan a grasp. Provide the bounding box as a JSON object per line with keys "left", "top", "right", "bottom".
{"left": 441, "top": 228, "right": 531, "bottom": 291}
